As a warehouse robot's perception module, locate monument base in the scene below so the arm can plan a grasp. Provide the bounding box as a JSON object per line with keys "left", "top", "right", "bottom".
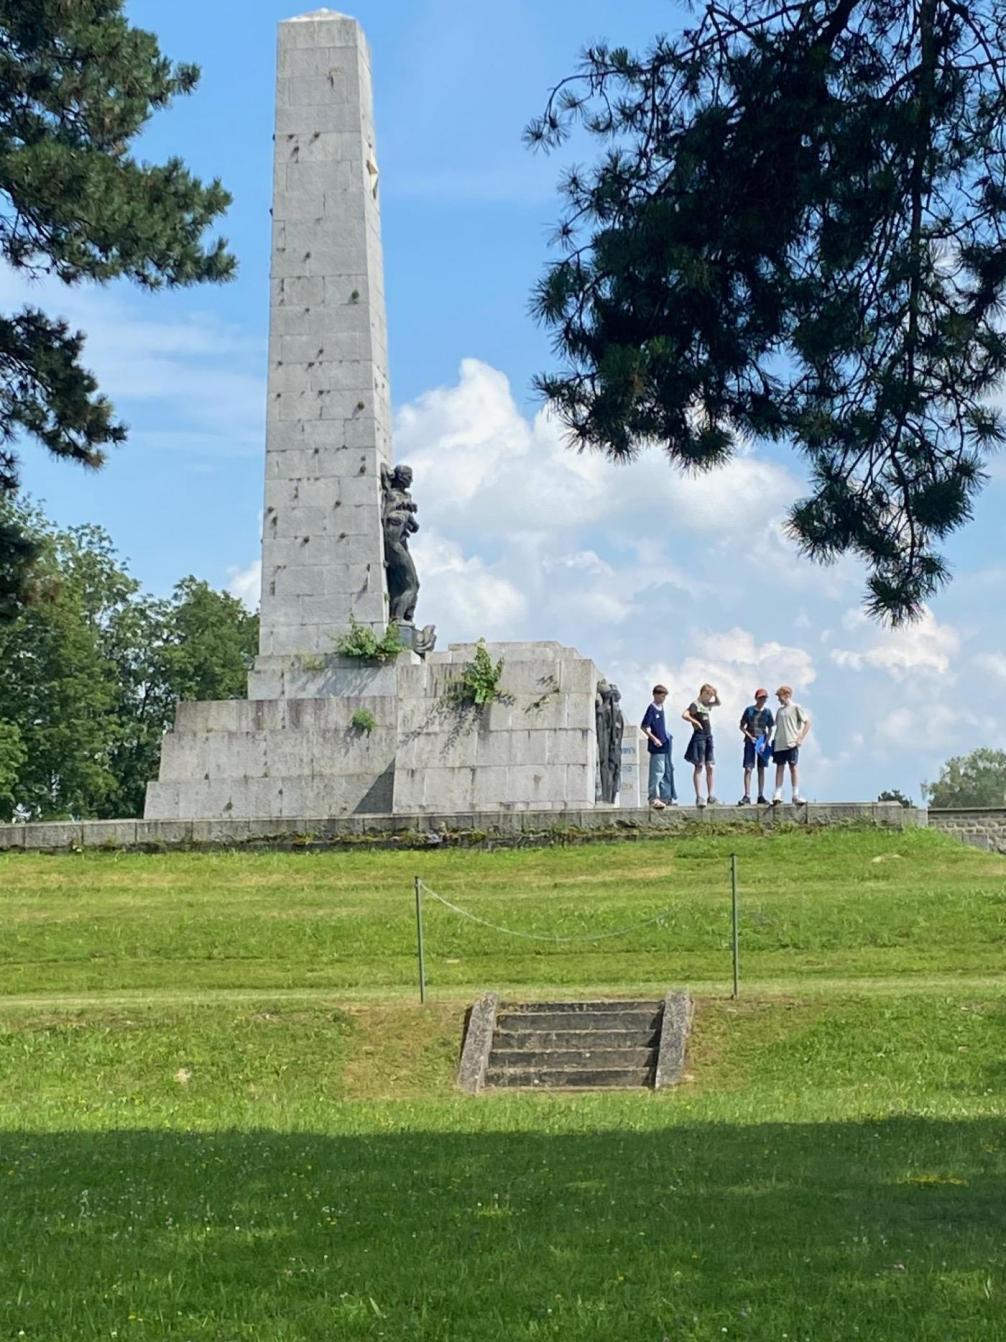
{"left": 144, "top": 642, "right": 606, "bottom": 820}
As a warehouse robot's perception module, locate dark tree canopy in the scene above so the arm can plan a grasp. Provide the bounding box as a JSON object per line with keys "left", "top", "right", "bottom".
{"left": 0, "top": 499, "right": 257, "bottom": 820}
{"left": 925, "top": 747, "right": 1006, "bottom": 807}
{"left": 0, "top": 0, "right": 234, "bottom": 609}
{"left": 528, "top": 0, "right": 1006, "bottom": 621}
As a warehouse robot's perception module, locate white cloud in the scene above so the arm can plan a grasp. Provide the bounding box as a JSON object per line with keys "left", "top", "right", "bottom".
{"left": 409, "top": 530, "right": 526, "bottom": 637}
{"left": 974, "top": 651, "right": 1006, "bottom": 683}
{"left": 227, "top": 559, "right": 262, "bottom": 609}
{"left": 0, "top": 266, "right": 266, "bottom": 458}
{"left": 830, "top": 607, "right": 960, "bottom": 681}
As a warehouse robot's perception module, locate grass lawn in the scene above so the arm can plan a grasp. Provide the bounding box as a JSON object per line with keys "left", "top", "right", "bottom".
{"left": 1, "top": 827, "right": 1004, "bottom": 1339}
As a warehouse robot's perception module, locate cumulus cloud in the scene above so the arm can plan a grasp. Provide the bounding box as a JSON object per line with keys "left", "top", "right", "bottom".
{"left": 227, "top": 559, "right": 262, "bottom": 609}
{"left": 830, "top": 607, "right": 960, "bottom": 681}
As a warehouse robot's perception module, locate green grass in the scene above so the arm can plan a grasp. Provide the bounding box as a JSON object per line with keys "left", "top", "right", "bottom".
{"left": 1, "top": 827, "right": 1005, "bottom": 1339}
{"left": 1, "top": 827, "right": 1004, "bottom": 997}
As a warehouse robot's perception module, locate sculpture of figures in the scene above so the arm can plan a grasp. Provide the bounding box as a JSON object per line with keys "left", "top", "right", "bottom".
{"left": 596, "top": 679, "right": 612, "bottom": 802}
{"left": 595, "top": 680, "right": 624, "bottom": 803}
{"left": 606, "top": 684, "right": 625, "bottom": 801}
{"left": 381, "top": 463, "right": 420, "bottom": 624}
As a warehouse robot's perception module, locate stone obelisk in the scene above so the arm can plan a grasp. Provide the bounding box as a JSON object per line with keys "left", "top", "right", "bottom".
{"left": 258, "top": 9, "right": 391, "bottom": 659}
{"left": 143, "top": 10, "right": 611, "bottom": 823}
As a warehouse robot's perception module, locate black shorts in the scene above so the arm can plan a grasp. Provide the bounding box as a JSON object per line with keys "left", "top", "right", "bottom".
{"left": 743, "top": 740, "right": 770, "bottom": 770}
{"left": 773, "top": 746, "right": 799, "bottom": 766}
{"left": 685, "top": 733, "right": 714, "bottom": 766}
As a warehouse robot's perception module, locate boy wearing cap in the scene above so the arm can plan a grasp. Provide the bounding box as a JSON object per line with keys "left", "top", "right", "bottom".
{"left": 640, "top": 684, "right": 677, "bottom": 809}
{"left": 772, "top": 685, "right": 811, "bottom": 804}
{"left": 738, "top": 689, "right": 774, "bottom": 805}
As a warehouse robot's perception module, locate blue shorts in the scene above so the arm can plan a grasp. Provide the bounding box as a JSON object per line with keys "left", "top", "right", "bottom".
{"left": 743, "top": 741, "right": 771, "bottom": 770}
{"left": 685, "top": 733, "right": 714, "bottom": 766}
{"left": 773, "top": 746, "right": 799, "bottom": 766}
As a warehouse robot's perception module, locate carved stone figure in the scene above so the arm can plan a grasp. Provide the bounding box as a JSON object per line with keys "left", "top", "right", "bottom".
{"left": 595, "top": 680, "right": 624, "bottom": 803}
{"left": 606, "top": 683, "right": 625, "bottom": 801}
{"left": 381, "top": 463, "right": 420, "bottom": 624}
{"left": 596, "top": 679, "right": 612, "bottom": 802}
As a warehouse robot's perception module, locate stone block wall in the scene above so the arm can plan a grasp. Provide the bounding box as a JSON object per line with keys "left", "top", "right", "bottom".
{"left": 927, "top": 807, "right": 1006, "bottom": 852}
{"left": 391, "top": 642, "right": 599, "bottom": 813}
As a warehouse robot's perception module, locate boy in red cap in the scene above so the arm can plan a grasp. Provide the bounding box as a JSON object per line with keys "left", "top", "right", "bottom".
{"left": 737, "top": 689, "right": 774, "bottom": 805}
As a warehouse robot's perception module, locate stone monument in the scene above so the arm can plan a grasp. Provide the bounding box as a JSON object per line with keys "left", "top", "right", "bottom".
{"left": 143, "top": 10, "right": 619, "bottom": 820}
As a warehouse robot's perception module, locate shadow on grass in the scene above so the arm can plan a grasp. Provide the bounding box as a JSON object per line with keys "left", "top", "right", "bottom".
{"left": 1, "top": 1118, "right": 1004, "bottom": 1340}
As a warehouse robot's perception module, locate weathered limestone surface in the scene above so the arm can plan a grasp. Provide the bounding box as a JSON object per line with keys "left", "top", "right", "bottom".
{"left": 392, "top": 643, "right": 599, "bottom": 813}
{"left": 259, "top": 9, "right": 392, "bottom": 658}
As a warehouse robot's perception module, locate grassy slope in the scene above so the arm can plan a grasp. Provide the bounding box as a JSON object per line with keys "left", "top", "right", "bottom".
{"left": 1, "top": 828, "right": 1004, "bottom": 1340}
{"left": 1, "top": 827, "right": 1004, "bottom": 998}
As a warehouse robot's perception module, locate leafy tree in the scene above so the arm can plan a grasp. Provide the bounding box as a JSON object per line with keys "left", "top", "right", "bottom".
{"left": 0, "top": 501, "right": 257, "bottom": 819}
{"left": 0, "top": 506, "right": 129, "bottom": 817}
{"left": 105, "top": 577, "right": 258, "bottom": 817}
{"left": 877, "top": 788, "right": 913, "bottom": 807}
{"left": 528, "top": 1, "right": 1006, "bottom": 621}
{"left": 0, "top": 719, "right": 25, "bottom": 808}
{"left": 925, "top": 747, "right": 1006, "bottom": 809}
{"left": 0, "top": 0, "right": 234, "bottom": 611}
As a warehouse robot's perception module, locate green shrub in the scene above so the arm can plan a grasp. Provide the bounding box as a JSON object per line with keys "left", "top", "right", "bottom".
{"left": 447, "top": 639, "right": 506, "bottom": 708}
{"left": 351, "top": 709, "right": 377, "bottom": 734}
{"left": 336, "top": 618, "right": 404, "bottom": 663}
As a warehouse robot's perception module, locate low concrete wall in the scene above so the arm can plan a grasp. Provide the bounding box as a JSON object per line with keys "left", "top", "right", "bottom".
{"left": 0, "top": 801, "right": 924, "bottom": 853}
{"left": 927, "top": 807, "right": 1006, "bottom": 853}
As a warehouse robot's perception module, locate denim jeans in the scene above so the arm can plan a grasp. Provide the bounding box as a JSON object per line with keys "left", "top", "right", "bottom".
{"left": 647, "top": 750, "right": 676, "bottom": 802}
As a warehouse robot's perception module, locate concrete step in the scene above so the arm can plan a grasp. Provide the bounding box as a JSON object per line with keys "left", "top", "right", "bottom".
{"left": 494, "top": 1027, "right": 659, "bottom": 1051}
{"left": 501, "top": 999, "right": 662, "bottom": 1014}
{"left": 485, "top": 1064, "right": 655, "bottom": 1089}
{"left": 495, "top": 1008, "right": 661, "bottom": 1033}
{"left": 492, "top": 1046, "right": 657, "bottom": 1069}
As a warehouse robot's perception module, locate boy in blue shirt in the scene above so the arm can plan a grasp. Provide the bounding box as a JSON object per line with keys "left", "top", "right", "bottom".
{"left": 641, "top": 684, "right": 677, "bottom": 809}
{"left": 738, "top": 688, "right": 774, "bottom": 805}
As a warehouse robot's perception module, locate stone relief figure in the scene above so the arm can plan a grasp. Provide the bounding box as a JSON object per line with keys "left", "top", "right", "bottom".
{"left": 606, "top": 683, "right": 625, "bottom": 801}
{"left": 381, "top": 463, "right": 420, "bottom": 624}
{"left": 595, "top": 680, "right": 624, "bottom": 803}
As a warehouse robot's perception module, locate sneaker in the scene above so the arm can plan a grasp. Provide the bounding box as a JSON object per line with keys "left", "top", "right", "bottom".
{"left": 707, "top": 795, "right": 719, "bottom": 806}
{"left": 756, "top": 795, "right": 769, "bottom": 805}
{"left": 695, "top": 798, "right": 706, "bottom": 808}
{"left": 737, "top": 796, "right": 751, "bottom": 806}
{"left": 650, "top": 798, "right": 666, "bottom": 810}
{"left": 772, "top": 792, "right": 782, "bottom": 805}
{"left": 792, "top": 794, "right": 806, "bottom": 805}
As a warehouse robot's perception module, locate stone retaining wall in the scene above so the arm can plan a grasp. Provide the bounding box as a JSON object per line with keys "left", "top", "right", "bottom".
{"left": 0, "top": 801, "right": 924, "bottom": 853}
{"left": 927, "top": 807, "right": 1006, "bottom": 853}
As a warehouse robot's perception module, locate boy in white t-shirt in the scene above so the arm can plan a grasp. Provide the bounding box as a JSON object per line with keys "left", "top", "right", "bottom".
{"left": 771, "top": 684, "right": 811, "bottom": 804}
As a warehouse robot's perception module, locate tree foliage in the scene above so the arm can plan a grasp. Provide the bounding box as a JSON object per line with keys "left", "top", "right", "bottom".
{"left": 925, "top": 747, "right": 1006, "bottom": 808}
{"left": 0, "top": 0, "right": 233, "bottom": 611}
{"left": 528, "top": 0, "right": 1006, "bottom": 621}
{"left": 877, "top": 787, "right": 913, "bottom": 806}
{"left": 0, "top": 500, "right": 257, "bottom": 819}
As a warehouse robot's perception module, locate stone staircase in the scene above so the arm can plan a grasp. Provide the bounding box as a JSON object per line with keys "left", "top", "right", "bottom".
{"left": 483, "top": 999, "right": 665, "bottom": 1090}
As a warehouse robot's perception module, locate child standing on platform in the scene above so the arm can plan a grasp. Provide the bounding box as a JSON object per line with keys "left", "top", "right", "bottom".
{"left": 683, "top": 683, "right": 720, "bottom": 807}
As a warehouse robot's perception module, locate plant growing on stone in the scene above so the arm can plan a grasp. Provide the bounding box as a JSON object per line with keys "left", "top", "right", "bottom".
{"left": 447, "top": 640, "right": 507, "bottom": 708}
{"left": 336, "top": 617, "right": 404, "bottom": 663}
{"left": 350, "top": 708, "right": 377, "bottom": 734}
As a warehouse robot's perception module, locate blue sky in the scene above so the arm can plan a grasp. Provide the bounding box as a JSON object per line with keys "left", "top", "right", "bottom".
{"left": 9, "top": 0, "right": 1006, "bottom": 802}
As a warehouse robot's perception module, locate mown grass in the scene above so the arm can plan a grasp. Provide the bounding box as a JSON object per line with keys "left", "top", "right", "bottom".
{"left": 1, "top": 827, "right": 1004, "bottom": 1339}
{"left": 1, "top": 827, "right": 1004, "bottom": 997}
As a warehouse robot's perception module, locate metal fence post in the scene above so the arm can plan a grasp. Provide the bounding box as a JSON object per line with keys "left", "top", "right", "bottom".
{"left": 414, "top": 876, "right": 427, "bottom": 1004}
{"left": 730, "top": 853, "right": 740, "bottom": 999}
